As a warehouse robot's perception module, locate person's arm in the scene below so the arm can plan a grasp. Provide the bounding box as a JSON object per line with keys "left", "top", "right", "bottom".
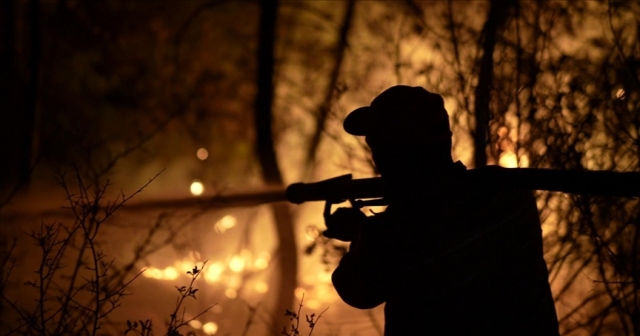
{"left": 324, "top": 205, "right": 391, "bottom": 309}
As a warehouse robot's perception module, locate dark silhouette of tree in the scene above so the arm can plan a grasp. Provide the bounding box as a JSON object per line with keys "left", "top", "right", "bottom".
{"left": 304, "top": 0, "right": 355, "bottom": 173}
{"left": 473, "top": 0, "right": 512, "bottom": 167}
{"left": 254, "top": 0, "right": 297, "bottom": 331}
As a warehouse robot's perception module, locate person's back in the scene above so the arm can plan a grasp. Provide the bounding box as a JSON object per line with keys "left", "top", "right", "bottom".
{"left": 331, "top": 168, "right": 559, "bottom": 335}
{"left": 326, "top": 85, "right": 559, "bottom": 335}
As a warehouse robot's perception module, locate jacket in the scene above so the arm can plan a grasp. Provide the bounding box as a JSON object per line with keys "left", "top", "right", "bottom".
{"left": 331, "top": 168, "right": 559, "bottom": 335}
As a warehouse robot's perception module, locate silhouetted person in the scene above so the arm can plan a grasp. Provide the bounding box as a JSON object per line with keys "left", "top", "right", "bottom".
{"left": 324, "top": 86, "right": 559, "bottom": 335}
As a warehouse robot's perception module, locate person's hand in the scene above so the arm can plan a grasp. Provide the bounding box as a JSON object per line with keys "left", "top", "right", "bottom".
{"left": 323, "top": 200, "right": 367, "bottom": 242}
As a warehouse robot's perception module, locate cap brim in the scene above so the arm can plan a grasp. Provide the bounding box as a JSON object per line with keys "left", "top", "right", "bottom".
{"left": 343, "top": 107, "right": 378, "bottom": 136}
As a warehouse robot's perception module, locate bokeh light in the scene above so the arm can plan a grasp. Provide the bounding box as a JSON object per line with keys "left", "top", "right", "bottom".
{"left": 228, "top": 255, "right": 244, "bottom": 273}
{"left": 203, "top": 262, "right": 224, "bottom": 283}
{"left": 190, "top": 180, "right": 204, "bottom": 196}
{"left": 197, "top": 148, "right": 209, "bottom": 160}
{"left": 254, "top": 281, "right": 268, "bottom": 293}
{"left": 224, "top": 289, "right": 237, "bottom": 299}
{"left": 254, "top": 258, "right": 268, "bottom": 270}
{"left": 188, "top": 320, "right": 203, "bottom": 329}
{"left": 202, "top": 322, "right": 218, "bottom": 335}
{"left": 214, "top": 215, "right": 237, "bottom": 233}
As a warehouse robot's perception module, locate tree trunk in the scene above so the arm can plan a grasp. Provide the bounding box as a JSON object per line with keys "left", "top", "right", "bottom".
{"left": 254, "top": 0, "right": 297, "bottom": 329}
{"left": 304, "top": 0, "right": 355, "bottom": 175}
{"left": 473, "top": 0, "right": 510, "bottom": 168}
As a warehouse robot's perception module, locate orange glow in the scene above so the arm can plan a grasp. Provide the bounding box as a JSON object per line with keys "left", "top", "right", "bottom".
{"left": 305, "top": 226, "right": 320, "bottom": 241}
{"left": 306, "top": 299, "right": 321, "bottom": 310}
{"left": 224, "top": 289, "right": 237, "bottom": 299}
{"left": 227, "top": 275, "right": 242, "bottom": 289}
{"left": 254, "top": 281, "right": 268, "bottom": 293}
{"left": 317, "top": 271, "right": 331, "bottom": 283}
{"left": 294, "top": 287, "right": 305, "bottom": 300}
{"left": 163, "top": 267, "right": 178, "bottom": 280}
{"left": 142, "top": 266, "right": 179, "bottom": 280}
{"left": 257, "top": 251, "right": 271, "bottom": 260}
{"left": 254, "top": 258, "right": 268, "bottom": 270}
{"left": 302, "top": 275, "right": 315, "bottom": 285}
{"left": 228, "top": 255, "right": 245, "bottom": 273}
{"left": 498, "top": 151, "right": 518, "bottom": 168}
{"left": 203, "top": 262, "right": 224, "bottom": 283}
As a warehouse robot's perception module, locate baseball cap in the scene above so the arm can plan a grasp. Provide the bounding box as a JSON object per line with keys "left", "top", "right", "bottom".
{"left": 343, "top": 86, "right": 452, "bottom": 145}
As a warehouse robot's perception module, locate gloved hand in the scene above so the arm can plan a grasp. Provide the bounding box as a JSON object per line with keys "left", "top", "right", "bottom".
{"left": 323, "top": 200, "right": 367, "bottom": 242}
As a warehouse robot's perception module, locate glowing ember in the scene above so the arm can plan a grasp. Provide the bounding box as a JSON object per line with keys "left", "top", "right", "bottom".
{"left": 143, "top": 268, "right": 164, "bottom": 279}
{"left": 225, "top": 289, "right": 237, "bottom": 299}
{"left": 204, "top": 262, "right": 224, "bottom": 283}
{"left": 189, "top": 320, "right": 203, "bottom": 329}
{"left": 202, "top": 322, "right": 218, "bottom": 335}
{"left": 228, "top": 255, "right": 245, "bottom": 273}
{"left": 214, "top": 215, "right": 237, "bottom": 233}
{"left": 163, "top": 267, "right": 178, "bottom": 280}
{"left": 190, "top": 180, "right": 204, "bottom": 196}
{"left": 175, "top": 260, "right": 197, "bottom": 273}
{"left": 254, "top": 281, "right": 268, "bottom": 293}
{"left": 197, "top": 148, "right": 209, "bottom": 160}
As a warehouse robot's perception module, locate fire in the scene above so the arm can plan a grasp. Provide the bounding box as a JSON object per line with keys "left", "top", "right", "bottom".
{"left": 142, "top": 266, "right": 179, "bottom": 280}
{"left": 142, "top": 249, "right": 272, "bottom": 283}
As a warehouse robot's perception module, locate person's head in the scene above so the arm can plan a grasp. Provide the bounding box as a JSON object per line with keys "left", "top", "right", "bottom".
{"left": 343, "top": 86, "right": 453, "bottom": 177}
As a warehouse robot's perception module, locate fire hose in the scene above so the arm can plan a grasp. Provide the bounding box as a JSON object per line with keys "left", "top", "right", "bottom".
{"left": 285, "top": 166, "right": 640, "bottom": 207}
